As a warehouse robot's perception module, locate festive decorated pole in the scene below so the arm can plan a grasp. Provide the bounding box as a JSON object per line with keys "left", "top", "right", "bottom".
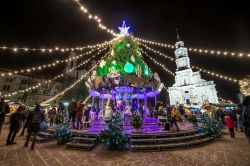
{"left": 84, "top": 95, "right": 91, "bottom": 104}
{"left": 144, "top": 93, "right": 147, "bottom": 115}
{"left": 92, "top": 96, "right": 95, "bottom": 110}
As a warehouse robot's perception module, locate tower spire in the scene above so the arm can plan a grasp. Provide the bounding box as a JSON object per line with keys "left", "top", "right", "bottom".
{"left": 176, "top": 28, "right": 180, "bottom": 41}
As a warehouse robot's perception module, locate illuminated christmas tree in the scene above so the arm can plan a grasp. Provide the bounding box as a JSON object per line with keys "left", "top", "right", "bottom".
{"left": 96, "top": 22, "right": 150, "bottom": 78}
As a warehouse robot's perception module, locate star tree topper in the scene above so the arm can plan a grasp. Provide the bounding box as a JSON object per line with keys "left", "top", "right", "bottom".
{"left": 118, "top": 21, "right": 130, "bottom": 35}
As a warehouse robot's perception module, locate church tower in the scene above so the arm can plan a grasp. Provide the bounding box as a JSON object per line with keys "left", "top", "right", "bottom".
{"left": 168, "top": 31, "right": 219, "bottom": 108}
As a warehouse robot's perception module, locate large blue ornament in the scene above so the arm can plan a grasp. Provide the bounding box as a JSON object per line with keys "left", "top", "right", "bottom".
{"left": 124, "top": 62, "right": 134, "bottom": 73}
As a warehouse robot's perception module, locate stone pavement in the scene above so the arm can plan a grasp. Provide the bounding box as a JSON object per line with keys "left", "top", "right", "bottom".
{"left": 0, "top": 125, "right": 249, "bottom": 166}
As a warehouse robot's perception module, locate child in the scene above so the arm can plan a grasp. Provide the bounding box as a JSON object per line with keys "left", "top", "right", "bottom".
{"left": 224, "top": 115, "right": 236, "bottom": 138}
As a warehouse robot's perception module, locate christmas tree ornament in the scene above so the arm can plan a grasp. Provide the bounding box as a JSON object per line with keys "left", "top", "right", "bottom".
{"left": 111, "top": 49, "right": 114, "bottom": 56}
{"left": 124, "top": 62, "right": 134, "bottom": 73}
{"left": 136, "top": 65, "right": 142, "bottom": 77}
{"left": 100, "top": 60, "right": 106, "bottom": 68}
{"left": 112, "top": 60, "right": 116, "bottom": 65}
{"left": 130, "top": 55, "right": 135, "bottom": 63}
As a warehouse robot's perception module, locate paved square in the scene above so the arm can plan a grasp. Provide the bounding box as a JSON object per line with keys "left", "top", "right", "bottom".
{"left": 0, "top": 125, "right": 249, "bottom": 166}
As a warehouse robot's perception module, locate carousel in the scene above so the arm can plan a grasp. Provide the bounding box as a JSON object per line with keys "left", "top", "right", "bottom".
{"left": 85, "top": 23, "right": 164, "bottom": 115}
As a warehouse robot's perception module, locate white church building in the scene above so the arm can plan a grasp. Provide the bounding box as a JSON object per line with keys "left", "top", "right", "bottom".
{"left": 168, "top": 40, "right": 219, "bottom": 108}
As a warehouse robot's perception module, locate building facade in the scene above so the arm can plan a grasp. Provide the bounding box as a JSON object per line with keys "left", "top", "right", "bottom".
{"left": 0, "top": 70, "right": 62, "bottom": 105}
{"left": 168, "top": 40, "right": 219, "bottom": 108}
{"left": 0, "top": 51, "right": 102, "bottom": 105}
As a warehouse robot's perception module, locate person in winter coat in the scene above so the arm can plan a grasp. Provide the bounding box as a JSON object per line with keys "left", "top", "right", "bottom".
{"left": 170, "top": 106, "right": 180, "bottom": 132}
{"left": 6, "top": 106, "right": 25, "bottom": 145}
{"left": 48, "top": 107, "right": 56, "bottom": 127}
{"left": 224, "top": 115, "right": 236, "bottom": 138}
{"left": 84, "top": 107, "right": 91, "bottom": 127}
{"left": 18, "top": 108, "right": 30, "bottom": 137}
{"left": 67, "top": 98, "right": 78, "bottom": 129}
{"left": 0, "top": 97, "right": 10, "bottom": 135}
{"left": 242, "top": 96, "right": 250, "bottom": 143}
{"left": 24, "top": 104, "right": 45, "bottom": 150}
{"left": 76, "top": 101, "right": 84, "bottom": 129}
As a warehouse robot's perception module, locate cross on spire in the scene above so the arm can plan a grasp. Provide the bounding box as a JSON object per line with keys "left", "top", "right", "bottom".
{"left": 118, "top": 21, "right": 130, "bottom": 35}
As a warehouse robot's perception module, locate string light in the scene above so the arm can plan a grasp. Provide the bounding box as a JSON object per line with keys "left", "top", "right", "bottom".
{"left": 140, "top": 43, "right": 174, "bottom": 61}
{"left": 141, "top": 43, "right": 239, "bottom": 83}
{"left": 0, "top": 41, "right": 109, "bottom": 53}
{"left": 191, "top": 66, "right": 239, "bottom": 83}
{"left": 2, "top": 48, "right": 108, "bottom": 98}
{"left": 84, "top": 95, "right": 91, "bottom": 104}
{"left": 142, "top": 46, "right": 237, "bottom": 104}
{"left": 141, "top": 49, "right": 175, "bottom": 76}
{"left": 142, "top": 49, "right": 235, "bottom": 104}
{"left": 0, "top": 45, "right": 107, "bottom": 76}
{"left": 218, "top": 97, "right": 234, "bottom": 104}
{"left": 137, "top": 38, "right": 250, "bottom": 59}
{"left": 42, "top": 51, "right": 110, "bottom": 104}
{"left": 73, "top": 0, "right": 118, "bottom": 37}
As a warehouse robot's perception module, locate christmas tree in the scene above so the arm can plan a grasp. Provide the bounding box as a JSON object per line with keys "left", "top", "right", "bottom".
{"left": 99, "top": 113, "right": 129, "bottom": 150}
{"left": 96, "top": 34, "right": 150, "bottom": 78}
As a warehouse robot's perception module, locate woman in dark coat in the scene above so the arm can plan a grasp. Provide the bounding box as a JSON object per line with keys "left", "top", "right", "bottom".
{"left": 242, "top": 96, "right": 250, "bottom": 143}
{"left": 6, "top": 106, "right": 25, "bottom": 145}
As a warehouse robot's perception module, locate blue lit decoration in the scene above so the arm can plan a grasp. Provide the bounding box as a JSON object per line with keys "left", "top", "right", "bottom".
{"left": 118, "top": 21, "right": 130, "bottom": 35}
{"left": 118, "top": 93, "right": 124, "bottom": 100}
{"left": 198, "top": 114, "right": 223, "bottom": 137}
{"left": 126, "top": 94, "right": 132, "bottom": 100}
{"left": 99, "top": 113, "right": 129, "bottom": 150}
{"left": 144, "top": 67, "right": 149, "bottom": 76}
{"left": 55, "top": 125, "right": 72, "bottom": 140}
{"left": 40, "top": 120, "right": 48, "bottom": 132}
{"left": 124, "top": 62, "right": 134, "bottom": 73}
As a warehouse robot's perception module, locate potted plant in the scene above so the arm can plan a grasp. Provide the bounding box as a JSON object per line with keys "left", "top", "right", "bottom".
{"left": 40, "top": 120, "right": 49, "bottom": 132}
{"left": 55, "top": 125, "right": 71, "bottom": 145}
{"left": 131, "top": 113, "right": 143, "bottom": 131}
{"left": 99, "top": 113, "right": 129, "bottom": 150}
{"left": 198, "top": 114, "right": 223, "bottom": 138}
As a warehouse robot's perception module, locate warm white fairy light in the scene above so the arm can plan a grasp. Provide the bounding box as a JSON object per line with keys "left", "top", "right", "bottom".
{"left": 141, "top": 49, "right": 175, "bottom": 76}
{"left": 141, "top": 43, "right": 239, "bottom": 84}
{"left": 140, "top": 43, "right": 174, "bottom": 61}
{"left": 137, "top": 37, "right": 250, "bottom": 59}
{"left": 84, "top": 95, "right": 91, "bottom": 103}
{"left": 191, "top": 66, "right": 239, "bottom": 83}
{"left": 42, "top": 51, "right": 109, "bottom": 104}
{"left": 72, "top": 0, "right": 118, "bottom": 37}
{"left": 0, "top": 45, "right": 107, "bottom": 77}
{"left": 0, "top": 40, "right": 109, "bottom": 53}
{"left": 218, "top": 97, "right": 234, "bottom": 104}
{"left": 2, "top": 48, "right": 107, "bottom": 98}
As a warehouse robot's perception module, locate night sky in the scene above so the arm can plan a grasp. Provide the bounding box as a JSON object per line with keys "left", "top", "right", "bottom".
{"left": 0, "top": 0, "right": 250, "bottom": 102}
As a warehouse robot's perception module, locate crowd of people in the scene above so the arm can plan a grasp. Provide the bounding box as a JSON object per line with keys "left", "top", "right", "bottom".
{"left": 0, "top": 95, "right": 250, "bottom": 151}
